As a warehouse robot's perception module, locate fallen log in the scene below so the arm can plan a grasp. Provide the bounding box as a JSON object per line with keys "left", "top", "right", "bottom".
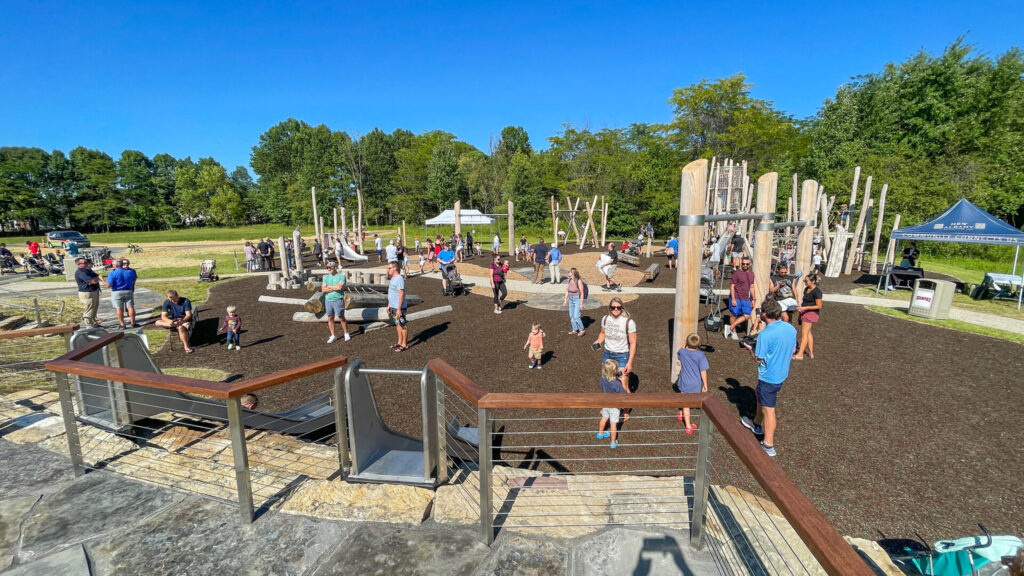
{"left": 345, "top": 292, "right": 422, "bottom": 309}
{"left": 305, "top": 291, "right": 326, "bottom": 314}
{"left": 292, "top": 304, "right": 448, "bottom": 323}
{"left": 359, "top": 306, "right": 455, "bottom": 332}
{"left": 258, "top": 295, "right": 308, "bottom": 306}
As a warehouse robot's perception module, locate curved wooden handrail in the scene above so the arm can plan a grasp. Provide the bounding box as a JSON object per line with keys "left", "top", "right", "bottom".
{"left": 0, "top": 323, "right": 79, "bottom": 340}
{"left": 701, "top": 396, "right": 875, "bottom": 576}
{"left": 46, "top": 330, "right": 347, "bottom": 400}
{"left": 428, "top": 358, "right": 488, "bottom": 405}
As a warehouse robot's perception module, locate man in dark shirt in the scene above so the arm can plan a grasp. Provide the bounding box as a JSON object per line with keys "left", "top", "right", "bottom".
{"left": 731, "top": 234, "right": 746, "bottom": 268}
{"left": 256, "top": 239, "right": 272, "bottom": 271}
{"left": 0, "top": 244, "right": 12, "bottom": 259}
{"left": 600, "top": 242, "right": 620, "bottom": 291}
{"left": 531, "top": 238, "right": 548, "bottom": 284}
{"left": 725, "top": 257, "right": 756, "bottom": 340}
{"left": 75, "top": 258, "right": 101, "bottom": 327}
{"left": 155, "top": 289, "right": 195, "bottom": 353}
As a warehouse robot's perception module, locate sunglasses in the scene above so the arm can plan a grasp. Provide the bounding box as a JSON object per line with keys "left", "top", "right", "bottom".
{"left": 610, "top": 306, "right": 623, "bottom": 310}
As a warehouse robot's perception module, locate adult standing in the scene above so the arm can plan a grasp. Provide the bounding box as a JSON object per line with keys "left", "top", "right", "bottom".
{"left": 74, "top": 258, "right": 101, "bottom": 327}
{"left": 243, "top": 241, "right": 256, "bottom": 271}
{"left": 730, "top": 233, "right": 746, "bottom": 268}
{"left": 465, "top": 232, "right": 474, "bottom": 257}
{"left": 437, "top": 242, "right": 456, "bottom": 294}
{"left": 156, "top": 290, "right": 195, "bottom": 354}
{"left": 266, "top": 238, "right": 276, "bottom": 270}
{"left": 26, "top": 240, "right": 41, "bottom": 258}
{"left": 599, "top": 242, "right": 620, "bottom": 292}
{"left": 594, "top": 297, "right": 637, "bottom": 378}
{"left": 312, "top": 238, "right": 323, "bottom": 266}
{"left": 547, "top": 242, "right": 562, "bottom": 284}
{"left": 740, "top": 299, "right": 797, "bottom": 457}
{"left": 666, "top": 235, "right": 679, "bottom": 270}
{"left": 724, "top": 257, "right": 755, "bottom": 340}
{"left": 104, "top": 259, "right": 138, "bottom": 328}
{"left": 374, "top": 234, "right": 383, "bottom": 262}
{"left": 708, "top": 236, "right": 722, "bottom": 276}
{"left": 531, "top": 238, "right": 548, "bottom": 284}
{"left": 492, "top": 234, "right": 501, "bottom": 253}
{"left": 793, "top": 274, "right": 823, "bottom": 360}
{"left": 386, "top": 261, "right": 408, "bottom": 351}
{"left": 900, "top": 242, "right": 920, "bottom": 267}
{"left": 645, "top": 222, "right": 654, "bottom": 240}
{"left": 257, "top": 238, "right": 272, "bottom": 271}
{"left": 562, "top": 267, "right": 586, "bottom": 335}
{"left": 385, "top": 240, "right": 398, "bottom": 263}
{"left": 334, "top": 236, "right": 344, "bottom": 264}
{"left": 321, "top": 262, "right": 351, "bottom": 343}
{"left": 489, "top": 252, "right": 508, "bottom": 314}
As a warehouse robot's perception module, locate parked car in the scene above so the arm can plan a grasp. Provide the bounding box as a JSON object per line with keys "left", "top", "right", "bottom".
{"left": 46, "top": 230, "right": 91, "bottom": 248}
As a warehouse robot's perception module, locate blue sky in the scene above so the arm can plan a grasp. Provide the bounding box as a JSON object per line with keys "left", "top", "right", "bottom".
{"left": 2, "top": 1, "right": 1021, "bottom": 172}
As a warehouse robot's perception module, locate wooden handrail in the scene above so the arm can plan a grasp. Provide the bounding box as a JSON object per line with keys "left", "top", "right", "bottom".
{"left": 53, "top": 331, "right": 123, "bottom": 362}
{"left": 0, "top": 323, "right": 79, "bottom": 340}
{"left": 478, "top": 392, "right": 707, "bottom": 410}
{"left": 226, "top": 356, "right": 348, "bottom": 397}
{"left": 427, "top": 358, "right": 488, "bottom": 405}
{"left": 701, "top": 396, "right": 875, "bottom": 576}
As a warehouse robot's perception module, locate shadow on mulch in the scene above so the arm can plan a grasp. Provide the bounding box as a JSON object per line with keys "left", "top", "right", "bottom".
{"left": 150, "top": 273, "right": 1024, "bottom": 542}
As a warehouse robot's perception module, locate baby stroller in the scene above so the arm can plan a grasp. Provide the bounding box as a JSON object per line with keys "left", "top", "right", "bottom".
{"left": 23, "top": 256, "right": 50, "bottom": 278}
{"left": 0, "top": 254, "right": 17, "bottom": 275}
{"left": 897, "top": 524, "right": 1021, "bottom": 576}
{"left": 44, "top": 253, "right": 65, "bottom": 274}
{"left": 198, "top": 259, "right": 219, "bottom": 282}
{"left": 441, "top": 263, "right": 465, "bottom": 297}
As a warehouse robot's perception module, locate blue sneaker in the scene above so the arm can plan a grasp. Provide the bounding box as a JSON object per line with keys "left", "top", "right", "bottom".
{"left": 609, "top": 441, "right": 618, "bottom": 449}
{"left": 760, "top": 442, "right": 776, "bottom": 457}
{"left": 741, "top": 417, "right": 764, "bottom": 436}
{"left": 596, "top": 432, "right": 610, "bottom": 439}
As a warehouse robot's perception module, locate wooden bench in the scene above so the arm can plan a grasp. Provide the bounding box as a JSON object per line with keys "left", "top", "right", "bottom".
{"left": 618, "top": 252, "right": 640, "bottom": 267}
{"left": 642, "top": 263, "right": 660, "bottom": 282}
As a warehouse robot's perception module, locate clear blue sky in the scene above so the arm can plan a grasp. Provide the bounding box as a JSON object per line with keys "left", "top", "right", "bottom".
{"left": 2, "top": 1, "right": 1021, "bottom": 173}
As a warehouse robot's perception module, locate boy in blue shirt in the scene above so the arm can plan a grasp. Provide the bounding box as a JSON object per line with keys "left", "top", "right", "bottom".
{"left": 740, "top": 299, "right": 796, "bottom": 457}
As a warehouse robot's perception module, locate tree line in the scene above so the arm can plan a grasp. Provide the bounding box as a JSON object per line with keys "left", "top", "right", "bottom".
{"left": 2, "top": 39, "right": 1021, "bottom": 241}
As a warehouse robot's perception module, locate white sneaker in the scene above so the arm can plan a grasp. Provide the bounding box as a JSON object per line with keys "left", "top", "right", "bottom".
{"left": 227, "top": 344, "right": 233, "bottom": 350}
{"left": 729, "top": 331, "right": 740, "bottom": 341}
{"left": 723, "top": 325, "right": 732, "bottom": 338}
{"left": 343, "top": 332, "right": 351, "bottom": 342}
{"left": 235, "top": 345, "right": 241, "bottom": 351}
{"left": 327, "top": 335, "right": 338, "bottom": 344}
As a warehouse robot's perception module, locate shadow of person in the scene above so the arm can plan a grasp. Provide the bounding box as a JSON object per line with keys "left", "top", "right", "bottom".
{"left": 409, "top": 321, "right": 450, "bottom": 346}
{"left": 541, "top": 350, "right": 555, "bottom": 365}
{"left": 190, "top": 316, "right": 221, "bottom": 347}
{"left": 720, "top": 377, "right": 757, "bottom": 418}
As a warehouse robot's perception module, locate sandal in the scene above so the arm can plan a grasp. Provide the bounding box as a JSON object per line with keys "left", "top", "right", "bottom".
{"left": 392, "top": 345, "right": 408, "bottom": 353}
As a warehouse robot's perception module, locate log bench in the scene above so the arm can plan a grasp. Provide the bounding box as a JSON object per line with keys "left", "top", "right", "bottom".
{"left": 618, "top": 252, "right": 640, "bottom": 267}
{"left": 642, "top": 263, "right": 660, "bottom": 282}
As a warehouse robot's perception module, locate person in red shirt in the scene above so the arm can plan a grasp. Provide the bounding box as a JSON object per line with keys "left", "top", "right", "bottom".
{"left": 725, "top": 257, "right": 756, "bottom": 340}
{"left": 26, "top": 240, "right": 41, "bottom": 258}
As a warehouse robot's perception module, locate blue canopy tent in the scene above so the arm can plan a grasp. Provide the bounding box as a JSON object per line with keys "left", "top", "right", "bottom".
{"left": 887, "top": 198, "right": 1024, "bottom": 307}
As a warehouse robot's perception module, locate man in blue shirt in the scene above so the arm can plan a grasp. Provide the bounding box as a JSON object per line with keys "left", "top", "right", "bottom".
{"left": 386, "top": 261, "right": 408, "bottom": 351}
{"left": 74, "top": 258, "right": 101, "bottom": 327}
{"left": 103, "top": 259, "right": 138, "bottom": 329}
{"left": 437, "top": 242, "right": 456, "bottom": 295}
{"left": 156, "top": 289, "right": 195, "bottom": 354}
{"left": 666, "top": 235, "right": 679, "bottom": 270}
{"left": 547, "top": 242, "right": 562, "bottom": 284}
{"left": 739, "top": 299, "right": 796, "bottom": 457}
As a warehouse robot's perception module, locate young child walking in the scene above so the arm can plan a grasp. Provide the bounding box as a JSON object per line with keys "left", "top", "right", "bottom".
{"left": 675, "top": 333, "right": 709, "bottom": 433}
{"left": 219, "top": 305, "right": 243, "bottom": 350}
{"left": 597, "top": 359, "right": 630, "bottom": 449}
{"left": 523, "top": 323, "right": 546, "bottom": 369}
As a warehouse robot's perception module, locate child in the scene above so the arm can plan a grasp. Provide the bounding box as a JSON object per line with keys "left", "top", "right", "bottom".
{"left": 523, "top": 323, "right": 546, "bottom": 369}
{"left": 675, "top": 333, "right": 709, "bottom": 433}
{"left": 418, "top": 250, "right": 427, "bottom": 274}
{"left": 414, "top": 237, "right": 420, "bottom": 250}
{"left": 219, "top": 305, "right": 243, "bottom": 350}
{"left": 597, "top": 359, "right": 629, "bottom": 449}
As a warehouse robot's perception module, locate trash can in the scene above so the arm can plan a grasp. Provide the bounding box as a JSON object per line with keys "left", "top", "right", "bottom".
{"left": 909, "top": 279, "right": 955, "bottom": 320}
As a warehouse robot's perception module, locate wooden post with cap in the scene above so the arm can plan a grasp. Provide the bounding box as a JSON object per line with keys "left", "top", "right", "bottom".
{"left": 671, "top": 159, "right": 708, "bottom": 382}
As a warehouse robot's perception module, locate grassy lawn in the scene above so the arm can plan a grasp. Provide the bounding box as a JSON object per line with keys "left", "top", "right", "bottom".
{"left": 867, "top": 305, "right": 1024, "bottom": 345}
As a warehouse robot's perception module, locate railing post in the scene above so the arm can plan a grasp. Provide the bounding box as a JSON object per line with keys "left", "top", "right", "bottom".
{"left": 33, "top": 297, "right": 42, "bottom": 325}
{"left": 226, "top": 397, "right": 255, "bottom": 524}
{"left": 332, "top": 368, "right": 350, "bottom": 478}
{"left": 434, "top": 370, "right": 448, "bottom": 484}
{"left": 421, "top": 367, "right": 439, "bottom": 484}
{"left": 54, "top": 372, "right": 85, "bottom": 477}
{"left": 477, "top": 407, "right": 493, "bottom": 545}
{"left": 690, "top": 411, "right": 714, "bottom": 549}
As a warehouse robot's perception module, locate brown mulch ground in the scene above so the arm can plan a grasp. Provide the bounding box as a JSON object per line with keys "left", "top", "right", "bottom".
{"left": 151, "top": 266, "right": 1023, "bottom": 542}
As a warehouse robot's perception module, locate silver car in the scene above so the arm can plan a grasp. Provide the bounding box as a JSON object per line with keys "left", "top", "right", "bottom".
{"left": 46, "top": 230, "right": 91, "bottom": 248}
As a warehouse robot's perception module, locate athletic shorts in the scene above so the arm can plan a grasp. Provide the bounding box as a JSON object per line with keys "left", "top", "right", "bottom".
{"left": 110, "top": 290, "right": 134, "bottom": 309}
{"left": 601, "top": 264, "right": 617, "bottom": 278}
{"left": 756, "top": 379, "right": 783, "bottom": 408}
{"left": 601, "top": 407, "right": 620, "bottom": 422}
{"left": 777, "top": 298, "right": 798, "bottom": 311}
{"left": 389, "top": 308, "right": 408, "bottom": 326}
{"left": 800, "top": 310, "right": 819, "bottom": 324}
{"left": 529, "top": 348, "right": 542, "bottom": 360}
{"left": 731, "top": 251, "right": 744, "bottom": 259}
{"left": 324, "top": 299, "right": 345, "bottom": 317}
{"left": 728, "top": 299, "right": 752, "bottom": 317}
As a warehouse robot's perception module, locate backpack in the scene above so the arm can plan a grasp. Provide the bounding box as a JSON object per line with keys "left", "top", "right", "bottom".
{"left": 777, "top": 280, "right": 794, "bottom": 300}
{"left": 581, "top": 279, "right": 589, "bottom": 299}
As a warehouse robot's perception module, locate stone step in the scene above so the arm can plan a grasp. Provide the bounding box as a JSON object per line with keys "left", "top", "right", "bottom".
{"left": 0, "top": 315, "right": 27, "bottom": 330}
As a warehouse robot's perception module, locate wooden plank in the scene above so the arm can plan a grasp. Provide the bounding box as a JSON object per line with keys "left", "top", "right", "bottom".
{"left": 0, "top": 323, "right": 79, "bottom": 340}
{"left": 48, "top": 358, "right": 236, "bottom": 399}
{"left": 618, "top": 252, "right": 639, "bottom": 267}
{"left": 258, "top": 295, "right": 308, "bottom": 306}
{"left": 794, "top": 180, "right": 818, "bottom": 303}
{"left": 642, "top": 263, "right": 660, "bottom": 281}
{"left": 228, "top": 355, "right": 348, "bottom": 397}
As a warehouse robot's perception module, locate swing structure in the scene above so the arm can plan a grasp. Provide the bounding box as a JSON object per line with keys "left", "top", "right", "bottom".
{"left": 550, "top": 195, "right": 609, "bottom": 249}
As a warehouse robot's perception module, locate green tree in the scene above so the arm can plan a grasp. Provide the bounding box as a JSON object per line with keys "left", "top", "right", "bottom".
{"left": 69, "top": 147, "right": 120, "bottom": 232}
{"left": 118, "top": 150, "right": 163, "bottom": 230}
{"left": 0, "top": 147, "right": 50, "bottom": 232}
{"left": 505, "top": 151, "right": 544, "bottom": 225}
{"left": 427, "top": 139, "right": 460, "bottom": 211}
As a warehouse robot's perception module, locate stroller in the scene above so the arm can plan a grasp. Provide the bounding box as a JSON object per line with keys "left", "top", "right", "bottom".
{"left": 0, "top": 254, "right": 17, "bottom": 275}
{"left": 199, "top": 259, "right": 219, "bottom": 282}
{"left": 897, "top": 524, "right": 1021, "bottom": 576}
{"left": 441, "top": 263, "right": 465, "bottom": 297}
{"left": 44, "top": 253, "right": 65, "bottom": 274}
{"left": 23, "top": 256, "right": 51, "bottom": 278}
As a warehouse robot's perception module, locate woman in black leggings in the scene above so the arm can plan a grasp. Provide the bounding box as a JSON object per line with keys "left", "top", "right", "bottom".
{"left": 489, "top": 252, "right": 508, "bottom": 313}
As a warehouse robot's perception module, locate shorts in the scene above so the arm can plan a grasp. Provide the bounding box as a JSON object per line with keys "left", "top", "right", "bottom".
{"left": 389, "top": 308, "right": 408, "bottom": 326}
{"left": 110, "top": 290, "right": 134, "bottom": 309}
{"left": 777, "top": 298, "right": 798, "bottom": 311}
{"left": 528, "top": 348, "right": 542, "bottom": 360}
{"left": 603, "top": 350, "right": 629, "bottom": 369}
{"left": 728, "top": 299, "right": 752, "bottom": 317}
{"left": 324, "top": 298, "right": 345, "bottom": 317}
{"left": 800, "top": 310, "right": 819, "bottom": 324}
{"left": 731, "top": 251, "right": 744, "bottom": 259}
{"left": 756, "top": 379, "right": 783, "bottom": 408}
{"left": 601, "top": 264, "right": 617, "bottom": 278}
{"left": 601, "top": 407, "right": 620, "bottom": 422}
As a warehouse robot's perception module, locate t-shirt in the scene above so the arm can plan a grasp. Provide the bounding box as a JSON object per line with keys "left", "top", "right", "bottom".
{"left": 731, "top": 270, "right": 755, "bottom": 301}
{"left": 601, "top": 314, "right": 636, "bottom": 354}
{"left": 243, "top": 245, "right": 255, "bottom": 259}
{"left": 755, "top": 320, "right": 797, "bottom": 384}
{"left": 257, "top": 241, "right": 271, "bottom": 256}
{"left": 438, "top": 249, "right": 455, "bottom": 264}
{"left": 667, "top": 238, "right": 679, "bottom": 252}
{"left": 709, "top": 243, "right": 721, "bottom": 262}
{"left": 66, "top": 241, "right": 79, "bottom": 255}
{"left": 75, "top": 267, "right": 99, "bottom": 292}
{"left": 492, "top": 236, "right": 500, "bottom": 247}
{"left": 676, "top": 347, "right": 709, "bottom": 391}
{"left": 607, "top": 248, "right": 618, "bottom": 264}
{"left": 106, "top": 268, "right": 137, "bottom": 291}
{"left": 532, "top": 244, "right": 548, "bottom": 263}
{"left": 323, "top": 272, "right": 347, "bottom": 301}
{"left": 771, "top": 274, "right": 794, "bottom": 299}
{"left": 387, "top": 274, "right": 407, "bottom": 309}
{"left": 27, "top": 241, "right": 40, "bottom": 255}
{"left": 162, "top": 297, "right": 192, "bottom": 320}
{"left": 731, "top": 236, "right": 745, "bottom": 253}
{"left": 489, "top": 262, "right": 505, "bottom": 284}
{"left": 385, "top": 245, "right": 398, "bottom": 262}
{"left": 222, "top": 314, "right": 242, "bottom": 332}
{"left": 527, "top": 331, "right": 544, "bottom": 350}
{"left": 548, "top": 247, "right": 562, "bottom": 263}
{"left": 599, "top": 375, "right": 625, "bottom": 395}
{"left": 802, "top": 286, "right": 823, "bottom": 312}
{"left": 374, "top": 237, "right": 383, "bottom": 251}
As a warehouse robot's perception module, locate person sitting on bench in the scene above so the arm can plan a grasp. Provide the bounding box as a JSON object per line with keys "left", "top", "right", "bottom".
{"left": 156, "top": 289, "right": 195, "bottom": 354}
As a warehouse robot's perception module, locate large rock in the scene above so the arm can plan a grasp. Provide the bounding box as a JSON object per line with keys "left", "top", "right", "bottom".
{"left": 2, "top": 414, "right": 66, "bottom": 445}
{"left": 0, "top": 496, "right": 40, "bottom": 570}
{"left": 310, "top": 523, "right": 489, "bottom": 576}
{"left": 0, "top": 440, "right": 73, "bottom": 498}
{"left": 280, "top": 478, "right": 433, "bottom": 524}
{"left": 572, "top": 527, "right": 719, "bottom": 576}
{"left": 3, "top": 543, "right": 91, "bottom": 576}
{"left": 477, "top": 533, "right": 569, "bottom": 575}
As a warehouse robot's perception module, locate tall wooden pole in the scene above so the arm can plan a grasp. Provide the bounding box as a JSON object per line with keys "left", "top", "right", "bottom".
{"left": 884, "top": 214, "right": 902, "bottom": 265}
{"left": 819, "top": 194, "right": 832, "bottom": 256}
{"left": 752, "top": 173, "right": 779, "bottom": 318}
{"left": 340, "top": 207, "right": 347, "bottom": 244}
{"left": 554, "top": 200, "right": 561, "bottom": 247}
{"left": 844, "top": 176, "right": 872, "bottom": 275}
{"left": 550, "top": 196, "right": 557, "bottom": 246}
{"left": 292, "top": 229, "right": 304, "bottom": 274}
{"left": 869, "top": 184, "right": 888, "bottom": 274}
{"left": 507, "top": 200, "right": 514, "bottom": 258}
{"left": 600, "top": 197, "right": 607, "bottom": 246}
{"left": 356, "top": 187, "right": 364, "bottom": 254}
{"left": 794, "top": 180, "right": 818, "bottom": 303}
{"left": 671, "top": 159, "right": 708, "bottom": 383}
{"left": 311, "top": 187, "right": 320, "bottom": 241}
{"left": 857, "top": 199, "right": 873, "bottom": 269}
{"left": 402, "top": 220, "right": 407, "bottom": 247}
{"left": 454, "top": 200, "right": 462, "bottom": 239}
{"left": 849, "top": 166, "right": 861, "bottom": 210}
{"left": 333, "top": 208, "right": 339, "bottom": 242}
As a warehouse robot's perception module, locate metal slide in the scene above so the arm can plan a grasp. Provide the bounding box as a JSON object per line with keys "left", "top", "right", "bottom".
{"left": 70, "top": 329, "right": 336, "bottom": 439}
{"left": 339, "top": 243, "right": 368, "bottom": 263}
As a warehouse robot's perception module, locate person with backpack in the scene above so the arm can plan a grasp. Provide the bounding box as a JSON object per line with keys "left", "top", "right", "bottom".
{"left": 489, "top": 252, "right": 509, "bottom": 314}
{"left": 594, "top": 297, "right": 637, "bottom": 376}
{"left": 562, "top": 267, "right": 588, "bottom": 335}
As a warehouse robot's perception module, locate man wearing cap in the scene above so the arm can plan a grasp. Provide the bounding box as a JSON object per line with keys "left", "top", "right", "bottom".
{"left": 75, "top": 257, "right": 102, "bottom": 327}
{"left": 103, "top": 259, "right": 138, "bottom": 329}
{"left": 547, "top": 242, "right": 562, "bottom": 284}
{"left": 321, "top": 262, "right": 351, "bottom": 343}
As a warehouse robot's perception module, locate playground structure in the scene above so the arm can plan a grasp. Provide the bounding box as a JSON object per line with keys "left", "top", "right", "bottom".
{"left": 550, "top": 195, "right": 608, "bottom": 249}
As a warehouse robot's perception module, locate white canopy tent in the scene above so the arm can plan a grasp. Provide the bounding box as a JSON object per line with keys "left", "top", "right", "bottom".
{"left": 425, "top": 209, "right": 495, "bottom": 226}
